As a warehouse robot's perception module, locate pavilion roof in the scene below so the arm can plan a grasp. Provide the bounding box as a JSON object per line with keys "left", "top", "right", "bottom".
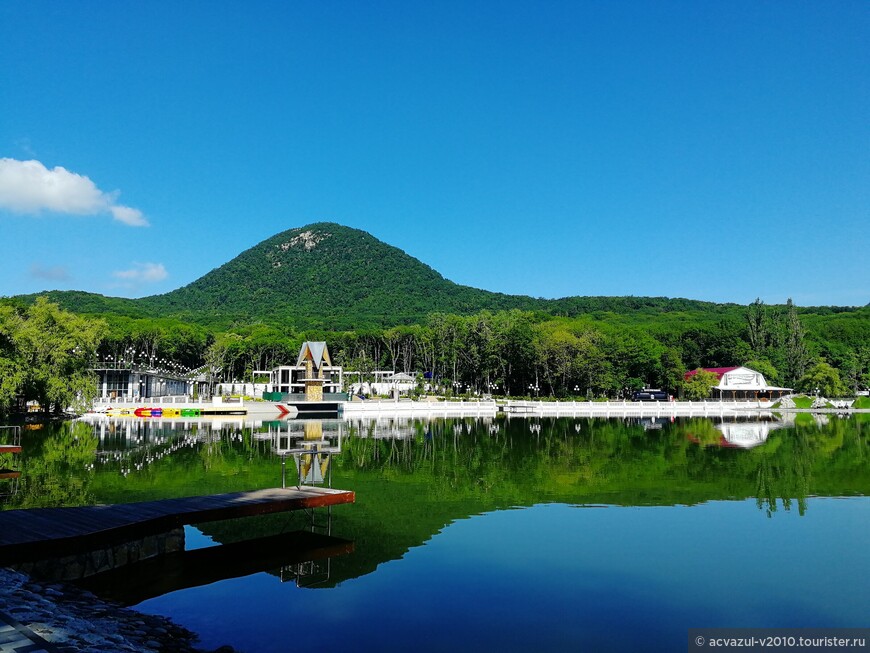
{"left": 296, "top": 341, "right": 331, "bottom": 368}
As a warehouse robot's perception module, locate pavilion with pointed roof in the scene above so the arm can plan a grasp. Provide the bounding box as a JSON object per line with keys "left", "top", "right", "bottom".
{"left": 268, "top": 341, "right": 344, "bottom": 402}
{"left": 297, "top": 341, "right": 332, "bottom": 402}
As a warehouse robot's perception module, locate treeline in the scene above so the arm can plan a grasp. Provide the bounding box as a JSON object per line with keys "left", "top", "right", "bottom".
{"left": 1, "top": 296, "right": 868, "bottom": 415}
{"left": 105, "top": 301, "right": 870, "bottom": 397}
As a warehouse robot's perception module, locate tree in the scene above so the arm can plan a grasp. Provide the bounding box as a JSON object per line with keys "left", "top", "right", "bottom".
{"left": 204, "top": 333, "right": 244, "bottom": 393}
{"left": 0, "top": 305, "right": 24, "bottom": 415}
{"left": 798, "top": 361, "right": 847, "bottom": 398}
{"left": 746, "top": 298, "right": 773, "bottom": 357}
{"left": 783, "top": 299, "right": 810, "bottom": 384}
{"left": 683, "top": 369, "right": 720, "bottom": 400}
{"left": 11, "top": 297, "right": 106, "bottom": 414}
{"left": 658, "top": 348, "right": 686, "bottom": 395}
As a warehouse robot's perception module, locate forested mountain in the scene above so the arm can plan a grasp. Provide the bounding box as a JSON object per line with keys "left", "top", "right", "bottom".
{"left": 13, "top": 222, "right": 841, "bottom": 329}
{"left": 141, "top": 223, "right": 542, "bottom": 328}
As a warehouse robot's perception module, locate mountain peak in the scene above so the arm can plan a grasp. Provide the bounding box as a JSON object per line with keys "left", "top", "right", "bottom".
{"left": 142, "top": 222, "right": 491, "bottom": 328}
{"left": 19, "top": 222, "right": 746, "bottom": 329}
{"left": 276, "top": 228, "right": 331, "bottom": 253}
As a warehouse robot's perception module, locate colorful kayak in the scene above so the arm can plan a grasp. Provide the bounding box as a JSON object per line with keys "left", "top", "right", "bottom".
{"left": 105, "top": 406, "right": 245, "bottom": 417}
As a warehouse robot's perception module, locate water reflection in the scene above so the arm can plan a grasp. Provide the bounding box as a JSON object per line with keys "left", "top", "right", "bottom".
{"left": 75, "top": 527, "right": 354, "bottom": 605}
{"left": 3, "top": 413, "right": 867, "bottom": 653}
{"left": 4, "top": 414, "right": 867, "bottom": 521}
{"left": 717, "top": 421, "right": 778, "bottom": 448}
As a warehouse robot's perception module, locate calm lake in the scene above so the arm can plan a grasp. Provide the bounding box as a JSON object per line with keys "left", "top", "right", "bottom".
{"left": 2, "top": 413, "right": 868, "bottom": 652}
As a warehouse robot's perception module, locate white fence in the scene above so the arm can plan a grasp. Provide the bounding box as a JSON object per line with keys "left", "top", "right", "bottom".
{"left": 93, "top": 396, "right": 244, "bottom": 406}
{"left": 502, "top": 399, "right": 770, "bottom": 417}
{"left": 343, "top": 400, "right": 498, "bottom": 417}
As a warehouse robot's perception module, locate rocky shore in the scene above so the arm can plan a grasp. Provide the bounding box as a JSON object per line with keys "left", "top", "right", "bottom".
{"left": 0, "top": 568, "right": 239, "bottom": 653}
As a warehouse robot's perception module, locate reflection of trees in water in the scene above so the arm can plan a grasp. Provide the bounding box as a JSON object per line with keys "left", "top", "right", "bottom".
{"left": 7, "top": 415, "right": 867, "bottom": 517}
{"left": 338, "top": 415, "right": 867, "bottom": 515}
{"left": 754, "top": 417, "right": 868, "bottom": 517}
{"left": 8, "top": 420, "right": 279, "bottom": 509}
{"left": 754, "top": 429, "right": 812, "bottom": 517}
{"left": 12, "top": 421, "right": 98, "bottom": 508}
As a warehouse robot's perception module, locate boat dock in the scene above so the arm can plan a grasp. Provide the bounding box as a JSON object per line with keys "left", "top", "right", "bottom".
{"left": 0, "top": 486, "right": 355, "bottom": 565}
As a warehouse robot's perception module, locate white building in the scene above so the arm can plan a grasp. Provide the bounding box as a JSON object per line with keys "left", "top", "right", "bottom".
{"left": 267, "top": 342, "right": 344, "bottom": 398}
{"left": 93, "top": 364, "right": 191, "bottom": 399}
{"left": 684, "top": 366, "right": 792, "bottom": 401}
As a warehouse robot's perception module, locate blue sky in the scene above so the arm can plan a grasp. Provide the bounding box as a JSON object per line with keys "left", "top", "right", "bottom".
{"left": 1, "top": 2, "right": 867, "bottom": 306}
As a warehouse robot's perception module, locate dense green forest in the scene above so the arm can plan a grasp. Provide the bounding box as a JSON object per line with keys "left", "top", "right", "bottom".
{"left": 1, "top": 296, "right": 867, "bottom": 414}
{"left": 2, "top": 223, "right": 868, "bottom": 412}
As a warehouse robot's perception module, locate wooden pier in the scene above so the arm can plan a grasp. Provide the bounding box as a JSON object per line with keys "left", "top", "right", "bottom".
{"left": 0, "top": 486, "right": 354, "bottom": 565}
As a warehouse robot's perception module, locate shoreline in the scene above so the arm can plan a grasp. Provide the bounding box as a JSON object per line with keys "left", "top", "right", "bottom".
{"left": 0, "top": 568, "right": 237, "bottom": 653}
{"left": 8, "top": 398, "right": 864, "bottom": 424}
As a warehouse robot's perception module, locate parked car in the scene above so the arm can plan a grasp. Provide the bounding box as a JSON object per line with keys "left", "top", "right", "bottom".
{"left": 631, "top": 389, "right": 669, "bottom": 401}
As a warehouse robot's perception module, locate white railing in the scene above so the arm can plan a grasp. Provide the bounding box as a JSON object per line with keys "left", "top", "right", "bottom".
{"left": 343, "top": 400, "right": 498, "bottom": 415}
{"left": 0, "top": 425, "right": 21, "bottom": 447}
{"left": 92, "top": 396, "right": 229, "bottom": 406}
{"left": 502, "top": 399, "right": 769, "bottom": 416}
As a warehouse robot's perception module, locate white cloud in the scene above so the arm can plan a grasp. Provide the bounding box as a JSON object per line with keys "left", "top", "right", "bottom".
{"left": 112, "top": 262, "right": 168, "bottom": 283}
{"left": 109, "top": 204, "right": 147, "bottom": 226}
{"left": 0, "top": 158, "right": 149, "bottom": 227}
{"left": 29, "top": 263, "right": 71, "bottom": 281}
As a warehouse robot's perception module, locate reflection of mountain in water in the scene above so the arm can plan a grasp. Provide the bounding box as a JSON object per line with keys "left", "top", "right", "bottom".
{"left": 8, "top": 414, "right": 868, "bottom": 590}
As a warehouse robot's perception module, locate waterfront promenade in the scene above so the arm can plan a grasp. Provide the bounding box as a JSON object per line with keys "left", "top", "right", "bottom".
{"left": 85, "top": 397, "right": 869, "bottom": 420}
{"left": 342, "top": 398, "right": 788, "bottom": 418}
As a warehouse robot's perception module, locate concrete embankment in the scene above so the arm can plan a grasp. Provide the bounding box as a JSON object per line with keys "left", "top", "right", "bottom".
{"left": 502, "top": 399, "right": 770, "bottom": 417}
{"left": 343, "top": 399, "right": 768, "bottom": 418}
{"left": 343, "top": 399, "right": 498, "bottom": 417}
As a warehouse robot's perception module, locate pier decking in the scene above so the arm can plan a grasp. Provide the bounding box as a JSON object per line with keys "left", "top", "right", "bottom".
{"left": 0, "top": 486, "right": 354, "bottom": 564}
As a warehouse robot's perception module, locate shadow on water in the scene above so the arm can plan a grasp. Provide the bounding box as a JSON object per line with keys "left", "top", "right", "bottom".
{"left": 74, "top": 527, "right": 354, "bottom": 606}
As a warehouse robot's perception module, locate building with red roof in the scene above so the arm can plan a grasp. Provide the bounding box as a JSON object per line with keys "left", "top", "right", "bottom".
{"left": 684, "top": 366, "right": 792, "bottom": 401}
